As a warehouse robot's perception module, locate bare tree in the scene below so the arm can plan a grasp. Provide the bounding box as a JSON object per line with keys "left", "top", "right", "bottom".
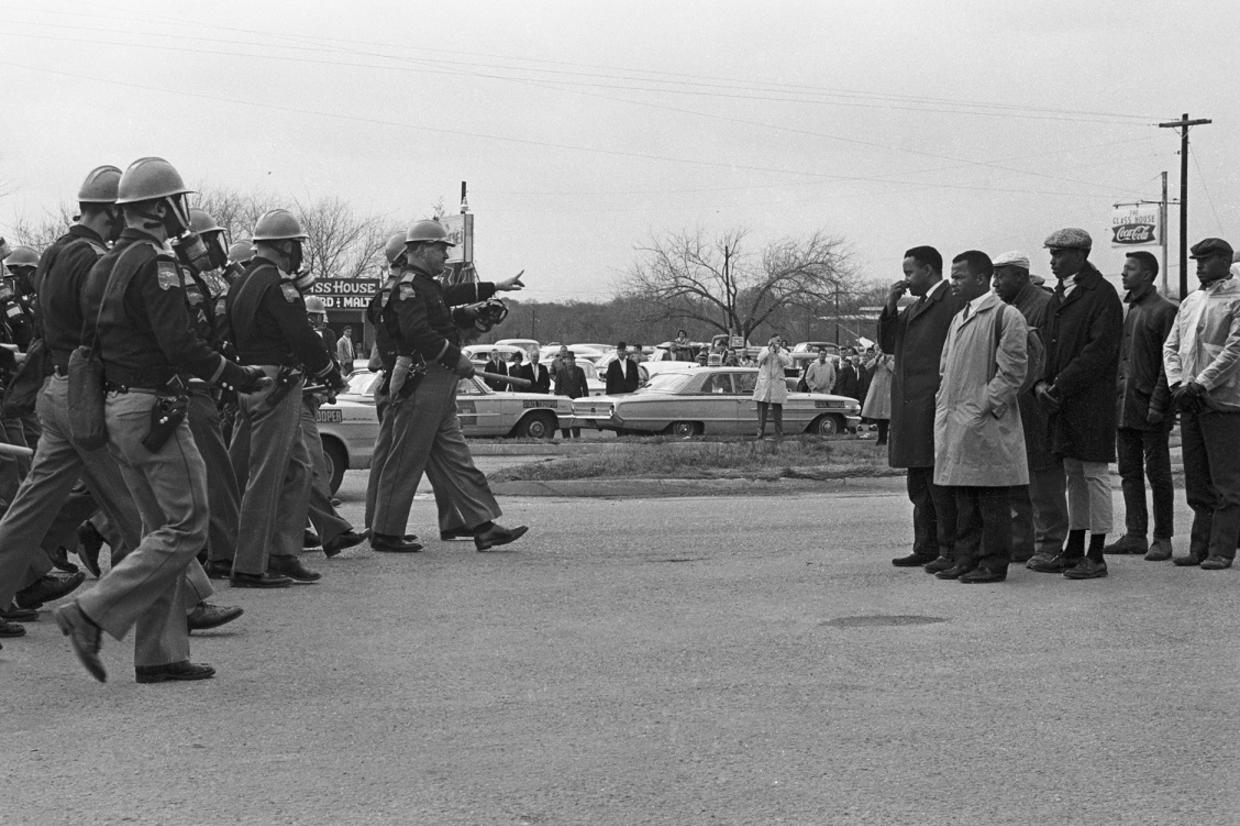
{"left": 294, "top": 196, "right": 389, "bottom": 279}
{"left": 8, "top": 204, "right": 77, "bottom": 250}
{"left": 623, "top": 228, "right": 857, "bottom": 342}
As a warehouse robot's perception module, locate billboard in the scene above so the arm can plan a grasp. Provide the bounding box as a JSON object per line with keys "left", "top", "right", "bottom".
{"left": 308, "top": 278, "right": 381, "bottom": 311}
{"left": 439, "top": 213, "right": 474, "bottom": 264}
{"left": 1111, "top": 204, "right": 1160, "bottom": 247}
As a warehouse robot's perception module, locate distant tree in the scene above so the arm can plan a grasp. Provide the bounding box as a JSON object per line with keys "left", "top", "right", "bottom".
{"left": 7, "top": 204, "right": 77, "bottom": 250}
{"left": 294, "top": 196, "right": 389, "bottom": 279}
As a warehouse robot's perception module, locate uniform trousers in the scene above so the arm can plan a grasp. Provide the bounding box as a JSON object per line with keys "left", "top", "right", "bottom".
{"left": 905, "top": 465, "right": 956, "bottom": 560}
{"left": 300, "top": 396, "right": 352, "bottom": 545}
{"left": 364, "top": 387, "right": 393, "bottom": 531}
{"left": 230, "top": 373, "right": 310, "bottom": 575}
{"left": 76, "top": 391, "right": 207, "bottom": 668}
{"left": 1180, "top": 408, "right": 1240, "bottom": 561}
{"left": 952, "top": 486, "right": 1012, "bottom": 571}
{"left": 1010, "top": 461, "right": 1069, "bottom": 559}
{"left": 369, "top": 366, "right": 501, "bottom": 538}
{"left": 1063, "top": 457, "right": 1112, "bottom": 534}
{"left": 1116, "top": 426, "right": 1174, "bottom": 540}
{"left": 187, "top": 387, "right": 240, "bottom": 565}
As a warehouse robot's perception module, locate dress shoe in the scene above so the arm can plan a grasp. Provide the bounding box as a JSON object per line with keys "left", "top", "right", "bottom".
{"left": 267, "top": 555, "right": 321, "bottom": 583}
{"left": 891, "top": 552, "right": 937, "bottom": 568}
{"left": 370, "top": 533, "right": 423, "bottom": 553}
{"left": 0, "top": 617, "right": 26, "bottom": 637}
{"left": 49, "top": 545, "right": 79, "bottom": 574}
{"left": 1172, "top": 554, "right": 1204, "bottom": 567}
{"left": 54, "top": 602, "right": 105, "bottom": 683}
{"left": 303, "top": 529, "right": 322, "bottom": 549}
{"left": 16, "top": 571, "right": 87, "bottom": 610}
{"left": 2, "top": 603, "right": 38, "bottom": 622}
{"left": 439, "top": 528, "right": 474, "bottom": 542}
{"left": 1063, "top": 558, "right": 1108, "bottom": 579}
{"left": 187, "top": 602, "right": 244, "bottom": 631}
{"left": 204, "top": 560, "right": 234, "bottom": 580}
{"left": 1199, "top": 556, "right": 1233, "bottom": 570}
{"left": 75, "top": 520, "right": 105, "bottom": 578}
{"left": 135, "top": 661, "right": 215, "bottom": 684}
{"left": 229, "top": 571, "right": 293, "bottom": 589}
{"left": 1103, "top": 535, "right": 1147, "bottom": 555}
{"left": 960, "top": 567, "right": 1008, "bottom": 583}
{"left": 322, "top": 529, "right": 365, "bottom": 558}
{"left": 923, "top": 556, "right": 954, "bottom": 574}
{"left": 1145, "top": 538, "right": 1174, "bottom": 562}
{"left": 474, "top": 523, "right": 528, "bottom": 551}
{"left": 934, "top": 564, "right": 972, "bottom": 580}
{"left": 1027, "top": 553, "right": 1072, "bottom": 573}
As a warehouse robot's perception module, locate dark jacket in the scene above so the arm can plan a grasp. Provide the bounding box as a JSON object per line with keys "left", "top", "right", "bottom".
{"left": 1043, "top": 263, "right": 1123, "bottom": 462}
{"left": 605, "top": 358, "right": 638, "bottom": 394}
{"left": 227, "top": 258, "right": 335, "bottom": 380}
{"left": 832, "top": 362, "right": 862, "bottom": 400}
{"left": 1007, "top": 280, "right": 1056, "bottom": 470}
{"left": 1116, "top": 283, "right": 1177, "bottom": 430}
{"left": 514, "top": 362, "right": 551, "bottom": 393}
{"left": 878, "top": 280, "right": 966, "bottom": 468}
{"left": 37, "top": 224, "right": 108, "bottom": 369}
{"left": 556, "top": 364, "right": 589, "bottom": 399}
{"left": 375, "top": 265, "right": 497, "bottom": 371}
{"left": 483, "top": 358, "right": 508, "bottom": 391}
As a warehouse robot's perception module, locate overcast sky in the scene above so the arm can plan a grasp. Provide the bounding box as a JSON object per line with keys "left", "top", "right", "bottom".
{"left": 2, "top": 0, "right": 1237, "bottom": 301}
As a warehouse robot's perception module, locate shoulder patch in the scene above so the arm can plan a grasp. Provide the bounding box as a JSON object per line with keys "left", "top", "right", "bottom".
{"left": 157, "top": 260, "right": 181, "bottom": 291}
{"left": 280, "top": 283, "right": 301, "bottom": 303}
{"left": 398, "top": 283, "right": 417, "bottom": 300}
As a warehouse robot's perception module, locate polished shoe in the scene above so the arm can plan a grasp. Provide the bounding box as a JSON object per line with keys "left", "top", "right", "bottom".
{"left": 2, "top": 603, "right": 38, "bottom": 622}
{"left": 1200, "top": 556, "right": 1233, "bottom": 570}
{"left": 1145, "top": 538, "right": 1174, "bottom": 562}
{"left": 923, "top": 556, "right": 954, "bottom": 574}
{"left": 49, "top": 545, "right": 79, "bottom": 574}
{"left": 934, "top": 564, "right": 972, "bottom": 580}
{"left": 1172, "top": 553, "right": 1204, "bottom": 567}
{"left": 267, "top": 555, "right": 322, "bottom": 583}
{"left": 1027, "top": 553, "right": 1071, "bottom": 573}
{"left": 54, "top": 602, "right": 105, "bottom": 683}
{"left": 891, "top": 552, "right": 937, "bottom": 568}
{"left": 229, "top": 571, "right": 293, "bottom": 589}
{"left": 474, "top": 523, "right": 528, "bottom": 551}
{"left": 1103, "top": 535, "right": 1147, "bottom": 555}
{"left": 322, "top": 529, "right": 365, "bottom": 558}
{"left": 303, "top": 529, "right": 322, "bottom": 549}
{"left": 187, "top": 602, "right": 244, "bottom": 631}
{"left": 0, "top": 617, "right": 26, "bottom": 637}
{"left": 370, "top": 533, "right": 423, "bottom": 553}
{"left": 75, "top": 520, "right": 105, "bottom": 578}
{"left": 16, "top": 571, "right": 87, "bottom": 610}
{"left": 960, "top": 566, "right": 1008, "bottom": 583}
{"left": 135, "top": 661, "right": 215, "bottom": 684}
{"left": 204, "top": 560, "right": 234, "bottom": 580}
{"left": 1063, "top": 558, "right": 1108, "bottom": 579}
{"left": 439, "top": 528, "right": 474, "bottom": 542}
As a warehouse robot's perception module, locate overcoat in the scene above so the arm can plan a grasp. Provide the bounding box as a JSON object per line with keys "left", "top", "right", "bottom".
{"left": 752, "top": 346, "right": 791, "bottom": 403}
{"left": 1008, "top": 281, "right": 1054, "bottom": 470}
{"left": 878, "top": 281, "right": 966, "bottom": 468}
{"left": 933, "top": 294, "right": 1029, "bottom": 487}
{"left": 860, "top": 352, "right": 893, "bottom": 420}
{"left": 1042, "top": 264, "right": 1123, "bottom": 462}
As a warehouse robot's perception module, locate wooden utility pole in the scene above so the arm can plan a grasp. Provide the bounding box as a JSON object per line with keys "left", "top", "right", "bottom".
{"left": 1159, "top": 171, "right": 1169, "bottom": 294}
{"left": 1158, "top": 113, "right": 1211, "bottom": 298}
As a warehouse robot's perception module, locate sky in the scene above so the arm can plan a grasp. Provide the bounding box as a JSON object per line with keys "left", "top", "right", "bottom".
{"left": 1, "top": 0, "right": 1238, "bottom": 302}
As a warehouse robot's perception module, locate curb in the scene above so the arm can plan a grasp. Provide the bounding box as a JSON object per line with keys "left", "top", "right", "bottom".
{"left": 491, "top": 475, "right": 911, "bottom": 499}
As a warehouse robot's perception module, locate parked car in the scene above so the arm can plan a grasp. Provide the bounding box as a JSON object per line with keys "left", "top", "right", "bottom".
{"left": 570, "top": 366, "right": 862, "bottom": 437}
{"left": 494, "top": 338, "right": 541, "bottom": 360}
{"left": 313, "top": 370, "right": 574, "bottom": 493}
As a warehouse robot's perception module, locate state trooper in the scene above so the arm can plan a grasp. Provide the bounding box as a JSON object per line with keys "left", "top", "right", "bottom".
{"left": 226, "top": 209, "right": 345, "bottom": 587}
{"left": 365, "top": 218, "right": 527, "bottom": 553}
{"left": 53, "top": 156, "right": 268, "bottom": 683}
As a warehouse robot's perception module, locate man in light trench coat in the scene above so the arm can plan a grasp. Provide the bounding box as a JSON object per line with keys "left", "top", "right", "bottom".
{"left": 932, "top": 250, "right": 1030, "bottom": 583}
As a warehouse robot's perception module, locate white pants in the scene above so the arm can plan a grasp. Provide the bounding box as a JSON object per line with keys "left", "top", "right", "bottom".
{"left": 1064, "top": 457, "right": 1112, "bottom": 534}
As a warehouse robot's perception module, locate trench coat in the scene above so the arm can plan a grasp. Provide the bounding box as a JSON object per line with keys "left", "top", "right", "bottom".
{"left": 878, "top": 280, "right": 966, "bottom": 468}
{"left": 933, "top": 293, "right": 1029, "bottom": 486}
{"left": 752, "top": 346, "right": 792, "bottom": 403}
{"left": 860, "top": 352, "right": 893, "bottom": 420}
{"left": 1043, "top": 264, "right": 1123, "bottom": 462}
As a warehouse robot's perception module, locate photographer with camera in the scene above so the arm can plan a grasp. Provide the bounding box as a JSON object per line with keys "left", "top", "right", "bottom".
{"left": 753, "top": 334, "right": 792, "bottom": 439}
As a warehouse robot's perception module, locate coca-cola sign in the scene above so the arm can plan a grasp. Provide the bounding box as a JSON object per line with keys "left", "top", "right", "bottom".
{"left": 1111, "top": 204, "right": 1160, "bottom": 247}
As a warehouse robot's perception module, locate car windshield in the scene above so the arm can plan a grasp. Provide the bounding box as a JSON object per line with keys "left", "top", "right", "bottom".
{"left": 345, "top": 371, "right": 381, "bottom": 395}
{"left": 638, "top": 372, "right": 695, "bottom": 393}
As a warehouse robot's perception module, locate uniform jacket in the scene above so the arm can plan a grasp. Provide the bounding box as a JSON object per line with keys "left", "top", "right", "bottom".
{"left": 1116, "top": 283, "right": 1177, "bottom": 429}
{"left": 878, "top": 279, "right": 966, "bottom": 468}
{"left": 1007, "top": 280, "right": 1056, "bottom": 470}
{"left": 376, "top": 265, "right": 497, "bottom": 371}
{"left": 861, "top": 353, "right": 893, "bottom": 420}
{"left": 37, "top": 224, "right": 108, "bottom": 369}
{"left": 933, "top": 293, "right": 1029, "bottom": 487}
{"left": 1043, "top": 263, "right": 1123, "bottom": 462}
{"left": 605, "top": 358, "right": 639, "bottom": 394}
{"left": 1164, "top": 275, "right": 1240, "bottom": 412}
{"left": 752, "top": 346, "right": 792, "bottom": 403}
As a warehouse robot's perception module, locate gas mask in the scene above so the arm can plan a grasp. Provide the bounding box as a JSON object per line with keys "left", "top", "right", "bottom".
{"left": 174, "top": 232, "right": 212, "bottom": 274}
{"left": 7, "top": 268, "right": 34, "bottom": 297}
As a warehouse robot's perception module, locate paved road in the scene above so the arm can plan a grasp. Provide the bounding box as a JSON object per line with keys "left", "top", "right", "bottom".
{"left": 3, "top": 466, "right": 1237, "bottom": 825}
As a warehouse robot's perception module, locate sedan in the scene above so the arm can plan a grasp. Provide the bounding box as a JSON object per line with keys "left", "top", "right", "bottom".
{"left": 313, "top": 371, "right": 575, "bottom": 492}
{"left": 570, "top": 366, "right": 861, "bottom": 437}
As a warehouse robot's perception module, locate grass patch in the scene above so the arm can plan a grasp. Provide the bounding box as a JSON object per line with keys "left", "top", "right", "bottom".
{"left": 490, "top": 436, "right": 902, "bottom": 482}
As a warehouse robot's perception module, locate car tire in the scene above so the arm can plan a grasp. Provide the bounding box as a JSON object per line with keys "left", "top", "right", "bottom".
{"left": 810, "top": 414, "right": 843, "bottom": 436}
{"left": 668, "top": 421, "right": 702, "bottom": 437}
{"left": 514, "top": 411, "right": 557, "bottom": 440}
{"left": 321, "top": 436, "right": 348, "bottom": 494}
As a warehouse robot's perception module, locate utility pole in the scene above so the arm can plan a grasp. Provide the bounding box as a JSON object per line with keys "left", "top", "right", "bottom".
{"left": 1159, "top": 171, "right": 1169, "bottom": 294}
{"left": 1158, "top": 113, "right": 1211, "bottom": 298}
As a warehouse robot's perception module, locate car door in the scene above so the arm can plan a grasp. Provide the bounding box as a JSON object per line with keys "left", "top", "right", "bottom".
{"left": 456, "top": 377, "right": 504, "bottom": 436}
{"left": 695, "top": 372, "right": 743, "bottom": 434}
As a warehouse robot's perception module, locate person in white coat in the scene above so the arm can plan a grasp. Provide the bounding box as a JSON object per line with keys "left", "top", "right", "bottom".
{"left": 933, "top": 251, "right": 1029, "bottom": 583}
{"left": 753, "top": 335, "right": 793, "bottom": 438}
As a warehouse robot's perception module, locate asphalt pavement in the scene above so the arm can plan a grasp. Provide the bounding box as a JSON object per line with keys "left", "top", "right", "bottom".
{"left": 3, "top": 459, "right": 1237, "bottom": 826}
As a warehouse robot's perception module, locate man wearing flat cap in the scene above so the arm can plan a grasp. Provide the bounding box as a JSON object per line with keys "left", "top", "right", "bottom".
{"left": 1028, "top": 228, "right": 1123, "bottom": 580}
{"left": 1163, "top": 237, "right": 1240, "bottom": 569}
{"left": 991, "top": 251, "right": 1058, "bottom": 565}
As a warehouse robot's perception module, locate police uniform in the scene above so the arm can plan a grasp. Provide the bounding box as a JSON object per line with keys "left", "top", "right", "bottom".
{"left": 362, "top": 270, "right": 401, "bottom": 530}
{"left": 366, "top": 267, "right": 502, "bottom": 539}
{"left": 226, "top": 256, "right": 339, "bottom": 578}
{"left": 301, "top": 325, "right": 354, "bottom": 548}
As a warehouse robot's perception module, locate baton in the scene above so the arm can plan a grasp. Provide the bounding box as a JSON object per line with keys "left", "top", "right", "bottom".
{"left": 477, "top": 371, "right": 533, "bottom": 389}
{"left": 0, "top": 441, "right": 34, "bottom": 458}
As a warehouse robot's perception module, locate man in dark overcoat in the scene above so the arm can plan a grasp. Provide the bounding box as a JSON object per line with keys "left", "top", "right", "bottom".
{"left": 878, "top": 245, "right": 966, "bottom": 569}
{"left": 1029, "top": 228, "right": 1123, "bottom": 580}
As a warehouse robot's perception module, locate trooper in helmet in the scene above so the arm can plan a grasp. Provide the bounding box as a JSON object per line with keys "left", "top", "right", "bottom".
{"left": 225, "top": 208, "right": 346, "bottom": 588}
{"left": 51, "top": 157, "right": 269, "bottom": 684}
{"left": 364, "top": 218, "right": 526, "bottom": 552}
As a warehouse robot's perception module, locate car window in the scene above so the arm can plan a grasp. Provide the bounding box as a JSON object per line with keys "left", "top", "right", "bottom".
{"left": 736, "top": 372, "right": 757, "bottom": 394}
{"left": 577, "top": 360, "right": 598, "bottom": 379}
{"left": 457, "top": 378, "right": 485, "bottom": 395}
{"left": 638, "top": 372, "right": 693, "bottom": 393}
{"left": 700, "top": 374, "right": 733, "bottom": 394}
{"left": 346, "top": 371, "right": 381, "bottom": 394}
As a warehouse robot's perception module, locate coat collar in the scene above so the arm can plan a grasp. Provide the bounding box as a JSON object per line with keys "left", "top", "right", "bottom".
{"left": 908, "top": 277, "right": 947, "bottom": 322}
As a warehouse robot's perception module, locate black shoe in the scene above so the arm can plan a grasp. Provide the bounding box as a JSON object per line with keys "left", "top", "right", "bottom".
{"left": 474, "top": 523, "right": 528, "bottom": 551}
{"left": 439, "top": 528, "right": 474, "bottom": 542}
{"left": 370, "top": 533, "right": 424, "bottom": 553}
{"left": 923, "top": 556, "right": 954, "bottom": 574}
{"left": 49, "top": 546, "right": 79, "bottom": 574}
{"left": 187, "top": 602, "right": 244, "bottom": 631}
{"left": 135, "top": 661, "right": 215, "bottom": 684}
{"left": 54, "top": 602, "right": 105, "bottom": 683}
{"left": 1200, "top": 556, "right": 1233, "bottom": 570}
{"left": 16, "top": 572, "right": 87, "bottom": 610}
{"left": 1027, "top": 553, "right": 1074, "bottom": 574}
{"left": 934, "top": 564, "right": 972, "bottom": 580}
{"left": 960, "top": 567, "right": 1008, "bottom": 583}
{"left": 322, "top": 529, "right": 365, "bottom": 558}
{"left": 230, "top": 571, "right": 293, "bottom": 589}
{"left": 1063, "top": 558, "right": 1108, "bottom": 579}
{"left": 1103, "top": 535, "right": 1147, "bottom": 555}
{"left": 76, "top": 521, "right": 105, "bottom": 577}
{"left": 1173, "top": 553, "right": 1204, "bottom": 567}
{"left": 204, "top": 560, "right": 234, "bottom": 580}
{"left": 303, "top": 530, "right": 322, "bottom": 549}
{"left": 267, "top": 555, "right": 321, "bottom": 583}
{"left": 892, "top": 552, "right": 936, "bottom": 567}
{"left": 2, "top": 603, "right": 37, "bottom": 622}
{"left": 0, "top": 617, "right": 26, "bottom": 637}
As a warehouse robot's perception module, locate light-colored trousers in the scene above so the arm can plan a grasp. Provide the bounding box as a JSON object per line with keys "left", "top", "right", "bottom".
{"left": 1064, "top": 457, "right": 1113, "bottom": 534}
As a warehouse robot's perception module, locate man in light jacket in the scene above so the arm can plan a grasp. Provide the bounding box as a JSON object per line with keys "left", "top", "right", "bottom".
{"left": 932, "top": 251, "right": 1029, "bottom": 583}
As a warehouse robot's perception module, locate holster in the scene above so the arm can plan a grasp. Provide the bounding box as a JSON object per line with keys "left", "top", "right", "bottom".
{"left": 256, "top": 366, "right": 301, "bottom": 414}
{"left": 141, "top": 377, "right": 189, "bottom": 453}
